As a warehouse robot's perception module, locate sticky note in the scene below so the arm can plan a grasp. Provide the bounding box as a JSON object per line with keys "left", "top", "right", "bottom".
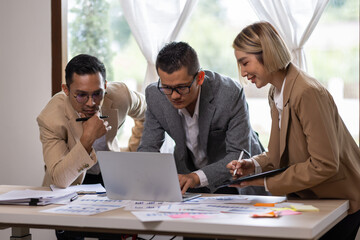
{"left": 276, "top": 209, "right": 302, "bottom": 216}
{"left": 290, "top": 205, "right": 319, "bottom": 212}
{"left": 271, "top": 207, "right": 293, "bottom": 211}
{"left": 169, "top": 213, "right": 191, "bottom": 219}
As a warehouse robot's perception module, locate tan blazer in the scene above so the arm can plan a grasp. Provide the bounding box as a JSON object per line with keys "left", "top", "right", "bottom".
{"left": 253, "top": 63, "right": 360, "bottom": 214}
{"left": 37, "top": 82, "right": 146, "bottom": 188}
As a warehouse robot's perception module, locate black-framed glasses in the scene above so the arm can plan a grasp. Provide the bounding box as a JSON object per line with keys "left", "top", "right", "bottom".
{"left": 157, "top": 70, "right": 200, "bottom": 96}
{"left": 72, "top": 89, "right": 104, "bottom": 104}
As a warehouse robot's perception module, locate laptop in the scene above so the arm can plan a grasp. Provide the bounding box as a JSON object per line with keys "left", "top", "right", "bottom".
{"left": 97, "top": 151, "right": 200, "bottom": 202}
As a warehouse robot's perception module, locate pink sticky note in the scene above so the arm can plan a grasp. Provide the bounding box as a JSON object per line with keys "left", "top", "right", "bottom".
{"left": 169, "top": 213, "right": 191, "bottom": 219}
{"left": 278, "top": 210, "right": 302, "bottom": 216}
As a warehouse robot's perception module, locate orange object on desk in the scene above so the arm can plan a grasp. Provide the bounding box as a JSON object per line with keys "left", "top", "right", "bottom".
{"left": 253, "top": 203, "right": 275, "bottom": 207}
{"left": 251, "top": 211, "right": 279, "bottom": 218}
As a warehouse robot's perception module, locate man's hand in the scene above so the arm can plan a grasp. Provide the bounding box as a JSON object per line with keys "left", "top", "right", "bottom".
{"left": 178, "top": 173, "right": 200, "bottom": 195}
{"left": 80, "top": 112, "right": 112, "bottom": 153}
{"left": 226, "top": 159, "right": 255, "bottom": 179}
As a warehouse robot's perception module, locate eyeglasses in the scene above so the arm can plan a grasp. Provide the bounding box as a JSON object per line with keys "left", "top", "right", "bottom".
{"left": 72, "top": 90, "right": 104, "bottom": 104}
{"left": 157, "top": 71, "right": 199, "bottom": 96}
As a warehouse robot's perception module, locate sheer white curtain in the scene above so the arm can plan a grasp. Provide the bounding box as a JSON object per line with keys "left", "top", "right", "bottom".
{"left": 119, "top": 0, "right": 198, "bottom": 153}
{"left": 248, "top": 0, "right": 329, "bottom": 71}
{"left": 119, "top": 0, "right": 199, "bottom": 90}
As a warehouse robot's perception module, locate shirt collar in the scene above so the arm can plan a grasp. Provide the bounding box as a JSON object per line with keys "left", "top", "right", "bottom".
{"left": 274, "top": 77, "right": 286, "bottom": 104}
{"left": 178, "top": 87, "right": 202, "bottom": 118}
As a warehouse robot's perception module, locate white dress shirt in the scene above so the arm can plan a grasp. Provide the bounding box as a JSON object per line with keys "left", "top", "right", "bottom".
{"left": 178, "top": 88, "right": 208, "bottom": 187}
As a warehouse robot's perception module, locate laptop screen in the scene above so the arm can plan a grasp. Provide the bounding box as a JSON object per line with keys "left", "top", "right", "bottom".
{"left": 97, "top": 152, "right": 184, "bottom": 202}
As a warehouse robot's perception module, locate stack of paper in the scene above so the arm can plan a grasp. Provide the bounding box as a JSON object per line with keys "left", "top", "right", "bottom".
{"left": 50, "top": 183, "right": 106, "bottom": 195}
{"left": 41, "top": 195, "right": 128, "bottom": 215}
{"left": 0, "top": 189, "right": 78, "bottom": 206}
{"left": 128, "top": 195, "right": 287, "bottom": 222}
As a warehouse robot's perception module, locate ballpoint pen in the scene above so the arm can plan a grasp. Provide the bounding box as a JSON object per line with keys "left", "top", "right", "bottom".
{"left": 233, "top": 150, "right": 244, "bottom": 176}
{"left": 70, "top": 194, "right": 79, "bottom": 202}
{"left": 76, "top": 115, "right": 109, "bottom": 122}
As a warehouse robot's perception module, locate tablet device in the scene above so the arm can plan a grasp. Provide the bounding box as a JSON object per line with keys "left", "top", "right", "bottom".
{"left": 218, "top": 167, "right": 288, "bottom": 188}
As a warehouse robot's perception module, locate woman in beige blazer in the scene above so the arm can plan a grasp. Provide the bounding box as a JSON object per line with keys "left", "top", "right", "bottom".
{"left": 227, "top": 22, "right": 360, "bottom": 240}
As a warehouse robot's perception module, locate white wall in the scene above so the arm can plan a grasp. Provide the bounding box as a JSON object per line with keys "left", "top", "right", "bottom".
{"left": 0, "top": 0, "right": 55, "bottom": 239}
{"left": 0, "top": 0, "right": 51, "bottom": 185}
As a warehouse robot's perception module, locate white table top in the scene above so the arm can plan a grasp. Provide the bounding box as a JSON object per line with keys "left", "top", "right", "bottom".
{"left": 0, "top": 185, "right": 349, "bottom": 240}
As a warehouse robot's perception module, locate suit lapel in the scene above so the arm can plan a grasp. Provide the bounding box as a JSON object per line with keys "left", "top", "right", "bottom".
{"left": 268, "top": 86, "right": 281, "bottom": 162}
{"left": 279, "top": 103, "right": 289, "bottom": 158}
{"left": 164, "top": 101, "right": 187, "bottom": 160}
{"left": 198, "top": 80, "right": 215, "bottom": 154}
{"left": 279, "top": 63, "right": 299, "bottom": 159}
{"left": 165, "top": 102, "right": 185, "bottom": 145}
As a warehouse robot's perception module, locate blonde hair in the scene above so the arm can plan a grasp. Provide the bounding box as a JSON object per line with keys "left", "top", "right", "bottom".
{"left": 233, "top": 22, "right": 291, "bottom": 73}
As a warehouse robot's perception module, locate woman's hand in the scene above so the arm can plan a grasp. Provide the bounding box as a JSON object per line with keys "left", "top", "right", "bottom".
{"left": 226, "top": 159, "right": 255, "bottom": 179}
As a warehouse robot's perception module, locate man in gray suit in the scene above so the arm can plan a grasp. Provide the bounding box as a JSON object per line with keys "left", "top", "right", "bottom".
{"left": 138, "top": 42, "right": 265, "bottom": 194}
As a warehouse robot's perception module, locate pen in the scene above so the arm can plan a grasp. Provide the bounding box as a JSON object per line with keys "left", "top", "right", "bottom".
{"left": 76, "top": 115, "right": 109, "bottom": 122}
{"left": 70, "top": 195, "right": 79, "bottom": 202}
{"left": 233, "top": 150, "right": 244, "bottom": 176}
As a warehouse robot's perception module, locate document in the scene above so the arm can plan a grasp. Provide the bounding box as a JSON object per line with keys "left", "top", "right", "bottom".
{"left": 246, "top": 195, "right": 287, "bottom": 204}
{"left": 124, "top": 201, "right": 169, "bottom": 211}
{"left": 158, "top": 204, "right": 216, "bottom": 213}
{"left": 50, "top": 183, "right": 106, "bottom": 195}
{"left": 0, "top": 189, "right": 78, "bottom": 206}
{"left": 183, "top": 195, "right": 251, "bottom": 204}
{"left": 131, "top": 211, "right": 226, "bottom": 222}
{"left": 184, "top": 204, "right": 271, "bottom": 214}
{"left": 41, "top": 195, "right": 129, "bottom": 215}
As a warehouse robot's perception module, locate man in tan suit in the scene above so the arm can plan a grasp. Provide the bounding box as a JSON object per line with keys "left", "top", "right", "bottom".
{"left": 37, "top": 54, "right": 146, "bottom": 189}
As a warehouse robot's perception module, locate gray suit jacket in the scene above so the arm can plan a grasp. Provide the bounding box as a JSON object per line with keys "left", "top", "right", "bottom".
{"left": 138, "top": 70, "right": 264, "bottom": 192}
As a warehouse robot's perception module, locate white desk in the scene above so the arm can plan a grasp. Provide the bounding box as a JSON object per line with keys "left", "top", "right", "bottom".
{"left": 0, "top": 185, "right": 349, "bottom": 240}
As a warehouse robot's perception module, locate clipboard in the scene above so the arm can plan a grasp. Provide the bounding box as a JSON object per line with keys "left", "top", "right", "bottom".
{"left": 218, "top": 167, "right": 288, "bottom": 188}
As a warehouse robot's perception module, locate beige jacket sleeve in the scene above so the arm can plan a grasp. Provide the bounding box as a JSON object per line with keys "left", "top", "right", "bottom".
{"left": 37, "top": 94, "right": 97, "bottom": 188}
{"left": 105, "top": 82, "right": 146, "bottom": 152}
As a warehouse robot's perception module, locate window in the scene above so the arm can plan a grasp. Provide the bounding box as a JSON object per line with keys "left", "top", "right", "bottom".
{"left": 183, "top": 0, "right": 272, "bottom": 145}
{"left": 307, "top": 0, "right": 359, "bottom": 144}
{"left": 183, "top": 0, "right": 359, "bottom": 146}
{"left": 67, "top": 0, "right": 359, "bottom": 147}
{"left": 67, "top": 0, "right": 146, "bottom": 146}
